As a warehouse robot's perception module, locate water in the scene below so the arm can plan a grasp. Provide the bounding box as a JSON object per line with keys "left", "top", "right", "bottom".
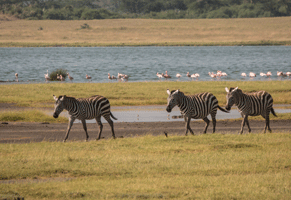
{"left": 1, "top": 46, "right": 291, "bottom": 83}
{"left": 53, "top": 105, "right": 291, "bottom": 123}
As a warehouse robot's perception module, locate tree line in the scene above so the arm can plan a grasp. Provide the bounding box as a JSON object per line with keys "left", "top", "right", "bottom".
{"left": 1, "top": 0, "right": 290, "bottom": 20}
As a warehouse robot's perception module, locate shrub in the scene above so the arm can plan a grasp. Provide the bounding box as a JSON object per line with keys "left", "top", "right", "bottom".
{"left": 49, "top": 69, "right": 67, "bottom": 81}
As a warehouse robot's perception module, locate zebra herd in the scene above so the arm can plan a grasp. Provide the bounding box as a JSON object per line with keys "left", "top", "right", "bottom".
{"left": 53, "top": 87, "right": 277, "bottom": 142}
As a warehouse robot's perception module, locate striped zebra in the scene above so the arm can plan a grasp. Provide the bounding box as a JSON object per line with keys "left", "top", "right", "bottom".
{"left": 53, "top": 95, "right": 117, "bottom": 142}
{"left": 166, "top": 89, "right": 229, "bottom": 135}
{"left": 225, "top": 87, "right": 277, "bottom": 134}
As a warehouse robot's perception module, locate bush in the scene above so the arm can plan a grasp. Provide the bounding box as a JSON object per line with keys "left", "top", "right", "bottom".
{"left": 49, "top": 69, "right": 67, "bottom": 81}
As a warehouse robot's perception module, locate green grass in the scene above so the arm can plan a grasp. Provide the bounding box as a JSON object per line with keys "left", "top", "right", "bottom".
{"left": 0, "top": 110, "right": 68, "bottom": 123}
{"left": 0, "top": 81, "right": 290, "bottom": 108}
{"left": 1, "top": 133, "right": 291, "bottom": 199}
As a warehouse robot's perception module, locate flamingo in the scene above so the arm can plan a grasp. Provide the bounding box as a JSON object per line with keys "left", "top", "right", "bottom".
{"left": 156, "top": 72, "right": 163, "bottom": 80}
{"left": 108, "top": 73, "right": 112, "bottom": 80}
{"left": 176, "top": 73, "right": 181, "bottom": 78}
{"left": 44, "top": 70, "right": 50, "bottom": 82}
{"left": 266, "top": 71, "right": 272, "bottom": 77}
{"left": 186, "top": 72, "right": 191, "bottom": 78}
{"left": 208, "top": 72, "right": 216, "bottom": 78}
{"left": 15, "top": 73, "right": 19, "bottom": 82}
{"left": 217, "top": 70, "right": 222, "bottom": 77}
{"left": 241, "top": 73, "right": 247, "bottom": 77}
{"left": 277, "top": 71, "right": 283, "bottom": 76}
{"left": 260, "top": 72, "right": 267, "bottom": 77}
{"left": 286, "top": 72, "right": 291, "bottom": 77}
{"left": 190, "top": 74, "right": 197, "bottom": 80}
{"left": 67, "top": 73, "right": 73, "bottom": 81}
{"left": 117, "top": 73, "right": 124, "bottom": 79}
{"left": 86, "top": 74, "right": 92, "bottom": 80}
{"left": 221, "top": 72, "right": 227, "bottom": 76}
{"left": 123, "top": 74, "right": 129, "bottom": 80}
{"left": 194, "top": 73, "right": 200, "bottom": 78}
{"left": 249, "top": 72, "right": 256, "bottom": 78}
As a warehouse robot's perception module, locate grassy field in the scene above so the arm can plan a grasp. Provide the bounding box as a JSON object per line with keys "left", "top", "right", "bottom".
{"left": 1, "top": 133, "right": 291, "bottom": 199}
{"left": 0, "top": 81, "right": 290, "bottom": 107}
{"left": 0, "top": 17, "right": 291, "bottom": 47}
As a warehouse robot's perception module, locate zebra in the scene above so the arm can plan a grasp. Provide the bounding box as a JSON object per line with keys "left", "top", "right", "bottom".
{"left": 53, "top": 94, "right": 117, "bottom": 142}
{"left": 225, "top": 87, "right": 277, "bottom": 134}
{"left": 166, "top": 89, "right": 229, "bottom": 135}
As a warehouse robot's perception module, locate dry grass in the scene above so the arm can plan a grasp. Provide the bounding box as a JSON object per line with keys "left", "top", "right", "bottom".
{"left": 0, "top": 17, "right": 291, "bottom": 46}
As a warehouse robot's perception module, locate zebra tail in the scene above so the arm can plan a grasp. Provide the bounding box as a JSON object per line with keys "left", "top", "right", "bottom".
{"left": 271, "top": 107, "right": 277, "bottom": 117}
{"left": 218, "top": 105, "right": 229, "bottom": 113}
{"left": 110, "top": 112, "right": 118, "bottom": 120}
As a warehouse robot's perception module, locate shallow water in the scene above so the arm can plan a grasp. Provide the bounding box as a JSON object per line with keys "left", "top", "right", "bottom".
{"left": 1, "top": 46, "right": 291, "bottom": 83}
{"left": 52, "top": 105, "right": 291, "bottom": 124}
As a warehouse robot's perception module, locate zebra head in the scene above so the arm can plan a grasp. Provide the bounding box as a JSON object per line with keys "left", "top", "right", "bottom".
{"left": 53, "top": 95, "right": 65, "bottom": 118}
{"left": 225, "top": 87, "right": 239, "bottom": 111}
{"left": 166, "top": 89, "right": 180, "bottom": 112}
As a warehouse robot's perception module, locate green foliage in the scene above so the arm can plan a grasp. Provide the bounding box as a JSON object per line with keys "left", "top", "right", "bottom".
{"left": 49, "top": 69, "right": 67, "bottom": 81}
{"left": 1, "top": 0, "right": 290, "bottom": 19}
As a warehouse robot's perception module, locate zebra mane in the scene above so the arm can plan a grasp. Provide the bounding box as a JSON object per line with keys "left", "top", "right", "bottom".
{"left": 58, "top": 95, "right": 76, "bottom": 101}
{"left": 229, "top": 87, "right": 242, "bottom": 93}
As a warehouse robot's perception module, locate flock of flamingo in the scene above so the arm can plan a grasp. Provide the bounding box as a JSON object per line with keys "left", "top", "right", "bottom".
{"left": 10, "top": 70, "right": 291, "bottom": 83}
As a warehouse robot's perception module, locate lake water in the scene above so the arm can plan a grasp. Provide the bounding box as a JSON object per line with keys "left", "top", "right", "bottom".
{"left": 1, "top": 46, "right": 291, "bottom": 83}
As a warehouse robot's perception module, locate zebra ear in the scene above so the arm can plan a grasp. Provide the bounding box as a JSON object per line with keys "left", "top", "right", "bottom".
{"left": 173, "top": 90, "right": 179, "bottom": 95}
{"left": 167, "top": 89, "right": 171, "bottom": 95}
{"left": 53, "top": 95, "right": 58, "bottom": 101}
{"left": 60, "top": 96, "right": 65, "bottom": 101}
{"left": 233, "top": 87, "right": 239, "bottom": 92}
{"left": 225, "top": 87, "right": 229, "bottom": 93}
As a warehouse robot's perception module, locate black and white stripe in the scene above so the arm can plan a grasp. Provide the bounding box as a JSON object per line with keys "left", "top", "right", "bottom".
{"left": 53, "top": 95, "right": 117, "bottom": 142}
{"left": 225, "top": 87, "right": 277, "bottom": 134}
{"left": 166, "top": 89, "right": 228, "bottom": 135}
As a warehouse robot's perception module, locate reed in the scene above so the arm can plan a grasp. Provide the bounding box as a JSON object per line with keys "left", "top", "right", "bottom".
{"left": 0, "top": 17, "right": 291, "bottom": 47}
{"left": 1, "top": 133, "right": 291, "bottom": 199}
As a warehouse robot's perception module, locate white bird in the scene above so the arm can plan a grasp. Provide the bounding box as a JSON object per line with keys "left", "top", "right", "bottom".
{"left": 117, "top": 73, "right": 124, "bottom": 79}
{"left": 86, "top": 74, "right": 92, "bottom": 80}
{"left": 241, "top": 73, "right": 247, "bottom": 77}
{"left": 176, "top": 73, "right": 181, "bottom": 78}
{"left": 190, "top": 74, "right": 197, "bottom": 79}
{"left": 221, "top": 72, "right": 227, "bottom": 76}
{"left": 266, "top": 71, "right": 272, "bottom": 77}
{"left": 195, "top": 73, "right": 200, "bottom": 77}
{"left": 208, "top": 72, "right": 216, "bottom": 78}
{"left": 260, "top": 72, "right": 267, "bottom": 77}
{"left": 156, "top": 72, "right": 163, "bottom": 80}
{"left": 286, "top": 72, "right": 291, "bottom": 76}
{"left": 123, "top": 74, "right": 129, "bottom": 80}
{"left": 44, "top": 70, "right": 50, "bottom": 82}
{"left": 15, "top": 73, "right": 19, "bottom": 82}
{"left": 67, "top": 73, "right": 73, "bottom": 81}
{"left": 217, "top": 70, "right": 222, "bottom": 77}
{"left": 277, "top": 71, "right": 284, "bottom": 76}
{"left": 249, "top": 72, "right": 256, "bottom": 78}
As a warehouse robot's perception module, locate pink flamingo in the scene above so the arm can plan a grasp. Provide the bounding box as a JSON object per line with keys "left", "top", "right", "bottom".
{"left": 163, "top": 71, "right": 171, "bottom": 79}
{"left": 241, "top": 73, "right": 247, "bottom": 77}
{"left": 249, "top": 72, "right": 256, "bottom": 78}
{"left": 15, "top": 73, "right": 19, "bottom": 82}
{"left": 260, "top": 72, "right": 267, "bottom": 77}
{"left": 156, "top": 72, "right": 163, "bottom": 80}
{"left": 176, "top": 73, "right": 181, "bottom": 78}
{"left": 60, "top": 74, "right": 65, "bottom": 81}
{"left": 208, "top": 72, "right": 216, "bottom": 78}
{"left": 266, "top": 71, "right": 272, "bottom": 77}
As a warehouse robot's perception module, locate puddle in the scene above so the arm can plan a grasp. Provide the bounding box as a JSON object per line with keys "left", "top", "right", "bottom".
{"left": 50, "top": 105, "right": 291, "bottom": 124}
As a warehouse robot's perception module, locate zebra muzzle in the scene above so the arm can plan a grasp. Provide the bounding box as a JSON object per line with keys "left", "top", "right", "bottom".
{"left": 53, "top": 113, "right": 59, "bottom": 118}
{"left": 166, "top": 107, "right": 172, "bottom": 113}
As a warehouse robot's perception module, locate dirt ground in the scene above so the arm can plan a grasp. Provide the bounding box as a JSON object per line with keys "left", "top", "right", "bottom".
{"left": 0, "top": 103, "right": 290, "bottom": 143}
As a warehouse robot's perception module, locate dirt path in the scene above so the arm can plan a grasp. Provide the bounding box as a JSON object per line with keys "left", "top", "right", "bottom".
{"left": 1, "top": 119, "right": 290, "bottom": 143}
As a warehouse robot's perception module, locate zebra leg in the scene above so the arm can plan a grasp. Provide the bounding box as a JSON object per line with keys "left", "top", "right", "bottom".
{"left": 104, "top": 115, "right": 116, "bottom": 139}
{"left": 81, "top": 119, "right": 89, "bottom": 141}
{"left": 184, "top": 116, "right": 194, "bottom": 136}
{"left": 211, "top": 113, "right": 217, "bottom": 133}
{"left": 264, "top": 112, "right": 272, "bottom": 133}
{"left": 202, "top": 117, "right": 210, "bottom": 134}
{"left": 63, "top": 117, "right": 75, "bottom": 142}
{"left": 245, "top": 116, "right": 251, "bottom": 133}
{"left": 95, "top": 116, "right": 104, "bottom": 140}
